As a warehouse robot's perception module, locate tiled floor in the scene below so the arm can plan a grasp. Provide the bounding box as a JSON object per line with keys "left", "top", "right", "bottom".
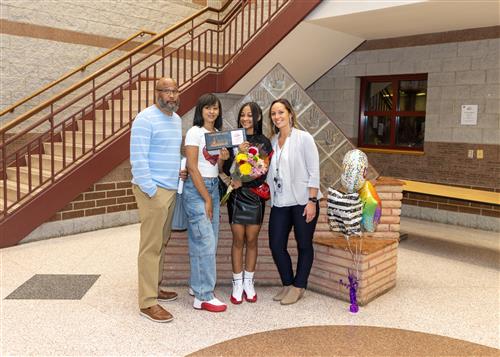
{"left": 1, "top": 217, "right": 499, "bottom": 356}
{"left": 6, "top": 274, "right": 100, "bottom": 300}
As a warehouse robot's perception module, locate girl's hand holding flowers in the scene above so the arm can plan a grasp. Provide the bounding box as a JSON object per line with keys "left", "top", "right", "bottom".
{"left": 231, "top": 179, "right": 242, "bottom": 189}
{"left": 238, "top": 141, "right": 250, "bottom": 153}
{"left": 220, "top": 144, "right": 271, "bottom": 205}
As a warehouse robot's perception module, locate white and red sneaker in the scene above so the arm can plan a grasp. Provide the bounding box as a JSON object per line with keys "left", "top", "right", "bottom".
{"left": 193, "top": 297, "right": 227, "bottom": 312}
{"left": 243, "top": 277, "right": 257, "bottom": 303}
{"left": 230, "top": 278, "right": 244, "bottom": 304}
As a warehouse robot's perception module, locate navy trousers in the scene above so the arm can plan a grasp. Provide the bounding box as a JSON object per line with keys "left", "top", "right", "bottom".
{"left": 268, "top": 203, "right": 319, "bottom": 289}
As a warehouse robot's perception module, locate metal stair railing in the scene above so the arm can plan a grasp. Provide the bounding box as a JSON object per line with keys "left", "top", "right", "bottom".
{"left": 0, "top": 0, "right": 291, "bottom": 217}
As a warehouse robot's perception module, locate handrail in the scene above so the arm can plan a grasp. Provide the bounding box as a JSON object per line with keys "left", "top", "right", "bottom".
{"left": 0, "top": 0, "right": 300, "bottom": 220}
{"left": 207, "top": 1, "right": 244, "bottom": 25}
{"left": 0, "top": 30, "right": 156, "bottom": 117}
{"left": 0, "top": 2, "right": 230, "bottom": 134}
{"left": 403, "top": 180, "right": 500, "bottom": 205}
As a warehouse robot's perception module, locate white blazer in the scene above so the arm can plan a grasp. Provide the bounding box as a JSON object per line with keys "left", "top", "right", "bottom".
{"left": 267, "top": 128, "right": 323, "bottom": 207}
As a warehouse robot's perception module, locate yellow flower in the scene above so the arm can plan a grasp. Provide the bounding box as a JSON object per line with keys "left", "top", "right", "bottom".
{"left": 239, "top": 163, "right": 252, "bottom": 175}
{"left": 236, "top": 153, "right": 248, "bottom": 164}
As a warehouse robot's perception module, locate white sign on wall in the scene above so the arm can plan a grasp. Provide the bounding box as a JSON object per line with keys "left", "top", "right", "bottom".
{"left": 460, "top": 105, "right": 478, "bottom": 125}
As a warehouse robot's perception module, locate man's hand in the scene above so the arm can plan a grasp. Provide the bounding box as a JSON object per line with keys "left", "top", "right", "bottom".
{"left": 179, "top": 169, "right": 188, "bottom": 181}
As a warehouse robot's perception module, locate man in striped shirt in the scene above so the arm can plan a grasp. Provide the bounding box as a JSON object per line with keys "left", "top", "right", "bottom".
{"left": 131, "top": 77, "right": 184, "bottom": 323}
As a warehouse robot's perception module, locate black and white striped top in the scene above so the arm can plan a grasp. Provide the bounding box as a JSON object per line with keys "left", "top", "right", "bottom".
{"left": 327, "top": 188, "right": 363, "bottom": 237}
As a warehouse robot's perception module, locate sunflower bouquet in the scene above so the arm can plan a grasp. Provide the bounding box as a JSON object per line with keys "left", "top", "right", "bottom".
{"left": 220, "top": 144, "right": 271, "bottom": 205}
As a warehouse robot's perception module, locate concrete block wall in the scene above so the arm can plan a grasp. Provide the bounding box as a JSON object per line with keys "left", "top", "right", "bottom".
{"left": 1, "top": 0, "right": 205, "bottom": 118}
{"left": 306, "top": 37, "right": 500, "bottom": 146}
{"left": 2, "top": 1, "right": 202, "bottom": 37}
{"left": 306, "top": 32, "right": 500, "bottom": 230}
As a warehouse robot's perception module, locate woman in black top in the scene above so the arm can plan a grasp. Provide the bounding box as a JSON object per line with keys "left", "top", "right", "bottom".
{"left": 221, "top": 102, "right": 272, "bottom": 304}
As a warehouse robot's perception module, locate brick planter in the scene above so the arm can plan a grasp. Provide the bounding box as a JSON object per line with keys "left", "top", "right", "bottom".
{"left": 309, "top": 235, "right": 398, "bottom": 305}
{"left": 162, "top": 177, "right": 403, "bottom": 306}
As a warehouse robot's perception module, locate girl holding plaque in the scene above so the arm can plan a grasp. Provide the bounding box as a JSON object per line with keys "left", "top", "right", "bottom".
{"left": 220, "top": 102, "right": 272, "bottom": 304}
{"left": 183, "top": 93, "right": 229, "bottom": 313}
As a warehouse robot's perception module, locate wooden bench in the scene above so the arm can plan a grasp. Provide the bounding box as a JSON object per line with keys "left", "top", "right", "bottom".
{"left": 403, "top": 180, "right": 500, "bottom": 205}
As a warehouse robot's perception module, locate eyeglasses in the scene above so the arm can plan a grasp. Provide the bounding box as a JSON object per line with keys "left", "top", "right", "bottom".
{"left": 156, "top": 88, "right": 179, "bottom": 95}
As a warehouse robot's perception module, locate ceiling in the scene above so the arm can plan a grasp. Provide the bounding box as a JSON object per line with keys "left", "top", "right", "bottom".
{"left": 306, "top": 0, "right": 500, "bottom": 40}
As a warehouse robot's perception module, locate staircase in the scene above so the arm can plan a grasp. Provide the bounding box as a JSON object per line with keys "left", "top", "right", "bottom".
{"left": 0, "top": 0, "right": 321, "bottom": 248}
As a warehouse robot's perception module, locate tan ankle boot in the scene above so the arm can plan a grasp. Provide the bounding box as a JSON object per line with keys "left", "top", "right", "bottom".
{"left": 272, "top": 285, "right": 291, "bottom": 301}
{"left": 280, "top": 286, "right": 305, "bottom": 305}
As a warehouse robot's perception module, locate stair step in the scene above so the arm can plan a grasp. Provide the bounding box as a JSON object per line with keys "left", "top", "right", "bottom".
{"left": 0, "top": 179, "right": 30, "bottom": 202}
{"left": 111, "top": 97, "right": 150, "bottom": 107}
{"left": 6, "top": 166, "right": 52, "bottom": 186}
{"left": 64, "top": 131, "right": 105, "bottom": 145}
{"left": 131, "top": 87, "right": 155, "bottom": 96}
{"left": 29, "top": 154, "right": 69, "bottom": 171}
{"left": 43, "top": 142, "right": 90, "bottom": 158}
{"left": 113, "top": 91, "right": 152, "bottom": 101}
{"left": 78, "top": 127, "right": 120, "bottom": 136}
{"left": 111, "top": 89, "right": 155, "bottom": 106}
{"left": 93, "top": 109, "right": 137, "bottom": 122}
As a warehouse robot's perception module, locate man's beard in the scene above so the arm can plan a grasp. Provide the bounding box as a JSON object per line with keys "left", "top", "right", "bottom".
{"left": 158, "top": 97, "right": 179, "bottom": 113}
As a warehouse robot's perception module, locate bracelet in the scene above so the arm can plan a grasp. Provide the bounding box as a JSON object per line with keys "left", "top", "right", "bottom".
{"left": 308, "top": 197, "right": 318, "bottom": 203}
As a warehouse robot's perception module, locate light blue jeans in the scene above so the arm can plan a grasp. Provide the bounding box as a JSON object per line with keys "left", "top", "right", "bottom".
{"left": 183, "top": 177, "right": 220, "bottom": 301}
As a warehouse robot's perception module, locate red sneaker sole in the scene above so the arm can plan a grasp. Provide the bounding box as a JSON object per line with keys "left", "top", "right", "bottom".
{"left": 244, "top": 292, "right": 257, "bottom": 303}
{"left": 194, "top": 304, "right": 227, "bottom": 312}
{"left": 230, "top": 295, "right": 243, "bottom": 304}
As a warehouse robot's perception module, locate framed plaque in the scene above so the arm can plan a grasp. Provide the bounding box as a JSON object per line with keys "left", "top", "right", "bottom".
{"left": 205, "top": 128, "right": 246, "bottom": 151}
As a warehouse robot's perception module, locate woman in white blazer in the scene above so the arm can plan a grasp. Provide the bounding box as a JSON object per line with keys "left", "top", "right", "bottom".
{"left": 266, "top": 98, "right": 322, "bottom": 305}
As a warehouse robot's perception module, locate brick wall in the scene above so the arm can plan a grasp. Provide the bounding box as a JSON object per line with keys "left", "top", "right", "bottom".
{"left": 366, "top": 142, "right": 500, "bottom": 191}
{"left": 310, "top": 236, "right": 398, "bottom": 305}
{"left": 47, "top": 181, "right": 136, "bottom": 223}
{"left": 44, "top": 158, "right": 134, "bottom": 222}
{"left": 403, "top": 192, "right": 500, "bottom": 219}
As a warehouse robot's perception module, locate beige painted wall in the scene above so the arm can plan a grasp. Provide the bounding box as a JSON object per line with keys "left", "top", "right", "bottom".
{"left": 228, "top": 21, "right": 363, "bottom": 95}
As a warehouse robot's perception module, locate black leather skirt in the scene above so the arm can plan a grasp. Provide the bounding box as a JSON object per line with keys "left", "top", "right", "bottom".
{"left": 227, "top": 186, "right": 266, "bottom": 225}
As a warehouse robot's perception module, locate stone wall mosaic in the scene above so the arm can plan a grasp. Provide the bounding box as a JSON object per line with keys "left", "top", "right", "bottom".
{"left": 225, "top": 63, "right": 379, "bottom": 192}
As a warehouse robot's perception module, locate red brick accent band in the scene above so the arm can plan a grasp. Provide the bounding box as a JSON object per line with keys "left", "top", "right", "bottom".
{"left": 47, "top": 181, "right": 136, "bottom": 222}
{"left": 402, "top": 192, "right": 500, "bottom": 218}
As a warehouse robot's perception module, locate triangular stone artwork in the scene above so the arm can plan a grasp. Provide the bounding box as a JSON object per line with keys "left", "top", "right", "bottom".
{"left": 224, "top": 63, "right": 379, "bottom": 193}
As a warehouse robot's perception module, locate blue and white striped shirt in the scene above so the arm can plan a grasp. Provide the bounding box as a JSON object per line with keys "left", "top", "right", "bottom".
{"left": 130, "top": 105, "right": 182, "bottom": 197}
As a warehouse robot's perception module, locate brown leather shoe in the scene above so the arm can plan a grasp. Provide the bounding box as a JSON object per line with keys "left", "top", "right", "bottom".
{"left": 158, "top": 290, "right": 178, "bottom": 302}
{"left": 139, "top": 304, "right": 173, "bottom": 323}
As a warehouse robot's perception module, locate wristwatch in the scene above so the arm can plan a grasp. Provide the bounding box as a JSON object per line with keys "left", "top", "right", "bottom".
{"left": 308, "top": 197, "right": 318, "bottom": 203}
